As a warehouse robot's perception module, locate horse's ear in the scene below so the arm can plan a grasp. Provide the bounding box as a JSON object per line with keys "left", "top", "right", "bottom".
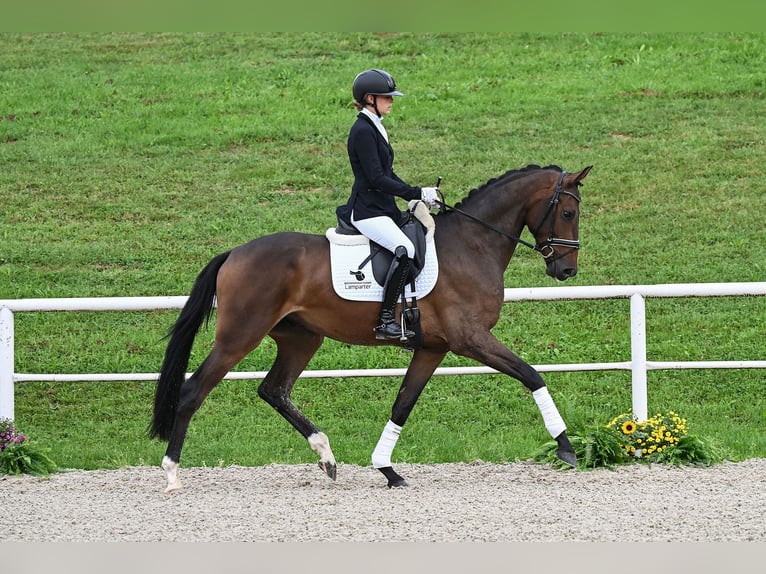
{"left": 571, "top": 165, "right": 593, "bottom": 185}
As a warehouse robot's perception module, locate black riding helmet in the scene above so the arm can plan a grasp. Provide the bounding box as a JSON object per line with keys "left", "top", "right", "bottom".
{"left": 352, "top": 69, "right": 404, "bottom": 103}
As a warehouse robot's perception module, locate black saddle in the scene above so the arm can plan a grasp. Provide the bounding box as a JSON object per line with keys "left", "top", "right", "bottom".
{"left": 335, "top": 210, "right": 428, "bottom": 287}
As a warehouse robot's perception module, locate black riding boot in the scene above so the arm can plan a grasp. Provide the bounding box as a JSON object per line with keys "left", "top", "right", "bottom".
{"left": 375, "top": 246, "right": 415, "bottom": 341}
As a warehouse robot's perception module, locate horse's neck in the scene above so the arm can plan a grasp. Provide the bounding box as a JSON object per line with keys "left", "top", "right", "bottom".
{"left": 438, "top": 180, "right": 532, "bottom": 273}
{"left": 471, "top": 181, "right": 529, "bottom": 233}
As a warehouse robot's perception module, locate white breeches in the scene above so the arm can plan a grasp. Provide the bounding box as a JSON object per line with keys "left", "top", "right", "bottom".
{"left": 351, "top": 213, "right": 415, "bottom": 258}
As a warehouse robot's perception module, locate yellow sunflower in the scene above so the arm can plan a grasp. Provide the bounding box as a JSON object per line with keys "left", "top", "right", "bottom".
{"left": 621, "top": 421, "right": 636, "bottom": 434}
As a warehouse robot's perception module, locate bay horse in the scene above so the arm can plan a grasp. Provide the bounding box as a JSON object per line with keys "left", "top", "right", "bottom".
{"left": 150, "top": 164, "right": 592, "bottom": 492}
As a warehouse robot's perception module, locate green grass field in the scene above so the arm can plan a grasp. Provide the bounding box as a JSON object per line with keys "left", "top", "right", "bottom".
{"left": 1, "top": 33, "right": 764, "bottom": 470}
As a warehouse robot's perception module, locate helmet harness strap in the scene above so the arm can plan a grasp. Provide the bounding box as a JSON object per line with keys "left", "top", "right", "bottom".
{"left": 367, "top": 94, "right": 381, "bottom": 118}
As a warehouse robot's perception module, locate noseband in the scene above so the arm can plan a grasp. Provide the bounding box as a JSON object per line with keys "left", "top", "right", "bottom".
{"left": 435, "top": 171, "right": 581, "bottom": 261}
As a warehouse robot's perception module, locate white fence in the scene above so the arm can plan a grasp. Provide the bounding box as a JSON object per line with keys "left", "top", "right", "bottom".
{"left": 2, "top": 282, "right": 765, "bottom": 422}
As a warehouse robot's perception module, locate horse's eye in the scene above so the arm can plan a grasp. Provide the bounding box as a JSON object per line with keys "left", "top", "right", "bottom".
{"left": 562, "top": 210, "right": 575, "bottom": 220}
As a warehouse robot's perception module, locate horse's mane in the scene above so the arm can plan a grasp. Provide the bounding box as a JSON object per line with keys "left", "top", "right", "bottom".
{"left": 447, "top": 164, "right": 563, "bottom": 211}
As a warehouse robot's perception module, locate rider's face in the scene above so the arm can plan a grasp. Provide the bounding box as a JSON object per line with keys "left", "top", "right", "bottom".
{"left": 368, "top": 95, "right": 394, "bottom": 115}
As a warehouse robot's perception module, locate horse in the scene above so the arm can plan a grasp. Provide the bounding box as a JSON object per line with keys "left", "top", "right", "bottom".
{"left": 150, "top": 164, "right": 593, "bottom": 492}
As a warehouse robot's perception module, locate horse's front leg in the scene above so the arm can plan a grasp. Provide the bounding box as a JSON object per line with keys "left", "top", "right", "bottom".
{"left": 372, "top": 347, "right": 447, "bottom": 487}
{"left": 454, "top": 332, "right": 577, "bottom": 468}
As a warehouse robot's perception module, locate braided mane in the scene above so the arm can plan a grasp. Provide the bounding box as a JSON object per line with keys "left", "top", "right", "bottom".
{"left": 449, "top": 164, "right": 563, "bottom": 211}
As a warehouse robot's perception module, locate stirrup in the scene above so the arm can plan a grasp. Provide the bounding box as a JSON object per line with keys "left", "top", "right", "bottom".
{"left": 375, "top": 320, "right": 414, "bottom": 341}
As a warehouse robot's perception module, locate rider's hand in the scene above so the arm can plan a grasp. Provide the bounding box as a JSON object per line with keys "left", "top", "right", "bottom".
{"left": 421, "top": 186, "right": 440, "bottom": 208}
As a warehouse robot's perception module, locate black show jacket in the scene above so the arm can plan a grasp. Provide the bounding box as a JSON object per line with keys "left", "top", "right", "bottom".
{"left": 336, "top": 112, "right": 422, "bottom": 225}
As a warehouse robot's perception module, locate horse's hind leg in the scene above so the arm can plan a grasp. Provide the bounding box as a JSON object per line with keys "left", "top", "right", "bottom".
{"left": 162, "top": 344, "right": 250, "bottom": 493}
{"left": 258, "top": 321, "right": 337, "bottom": 479}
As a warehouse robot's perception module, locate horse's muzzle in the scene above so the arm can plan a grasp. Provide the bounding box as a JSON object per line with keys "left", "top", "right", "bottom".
{"left": 546, "top": 260, "right": 578, "bottom": 281}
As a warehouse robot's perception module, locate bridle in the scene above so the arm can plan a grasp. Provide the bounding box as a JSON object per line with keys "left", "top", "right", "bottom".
{"left": 530, "top": 171, "right": 582, "bottom": 260}
{"left": 435, "top": 171, "right": 581, "bottom": 262}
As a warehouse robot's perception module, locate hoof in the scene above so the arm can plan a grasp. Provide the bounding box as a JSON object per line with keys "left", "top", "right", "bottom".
{"left": 554, "top": 431, "right": 577, "bottom": 469}
{"left": 318, "top": 460, "right": 337, "bottom": 481}
{"left": 378, "top": 466, "right": 409, "bottom": 488}
{"left": 164, "top": 483, "right": 182, "bottom": 495}
{"left": 556, "top": 448, "right": 577, "bottom": 468}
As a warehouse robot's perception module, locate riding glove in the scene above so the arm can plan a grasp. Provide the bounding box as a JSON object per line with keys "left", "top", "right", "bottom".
{"left": 421, "top": 186, "right": 440, "bottom": 208}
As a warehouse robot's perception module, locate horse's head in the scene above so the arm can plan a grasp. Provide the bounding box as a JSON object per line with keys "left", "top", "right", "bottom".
{"left": 527, "top": 166, "right": 592, "bottom": 281}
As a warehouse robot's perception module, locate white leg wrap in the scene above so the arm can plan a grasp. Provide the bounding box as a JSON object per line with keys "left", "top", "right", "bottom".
{"left": 533, "top": 387, "right": 566, "bottom": 438}
{"left": 371, "top": 420, "right": 402, "bottom": 469}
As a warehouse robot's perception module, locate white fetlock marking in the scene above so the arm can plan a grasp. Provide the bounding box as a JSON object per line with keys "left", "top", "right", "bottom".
{"left": 533, "top": 387, "right": 566, "bottom": 438}
{"left": 162, "top": 455, "right": 182, "bottom": 494}
{"left": 371, "top": 419, "right": 402, "bottom": 469}
{"left": 308, "top": 432, "right": 336, "bottom": 468}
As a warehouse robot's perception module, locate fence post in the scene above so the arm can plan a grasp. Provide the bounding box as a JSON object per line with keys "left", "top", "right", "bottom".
{"left": 0, "top": 306, "right": 14, "bottom": 420}
{"left": 630, "top": 293, "right": 648, "bottom": 421}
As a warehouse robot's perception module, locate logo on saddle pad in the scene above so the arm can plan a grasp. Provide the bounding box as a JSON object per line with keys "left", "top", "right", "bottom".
{"left": 326, "top": 201, "right": 439, "bottom": 302}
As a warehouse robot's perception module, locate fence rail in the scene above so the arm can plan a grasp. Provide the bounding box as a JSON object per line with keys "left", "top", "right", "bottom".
{"left": 2, "top": 282, "right": 765, "bottom": 422}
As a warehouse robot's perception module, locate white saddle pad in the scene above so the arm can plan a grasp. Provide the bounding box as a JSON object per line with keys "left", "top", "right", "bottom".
{"left": 325, "top": 201, "right": 439, "bottom": 302}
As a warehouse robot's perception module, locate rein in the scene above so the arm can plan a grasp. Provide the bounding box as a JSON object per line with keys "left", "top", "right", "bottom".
{"left": 434, "top": 171, "right": 581, "bottom": 261}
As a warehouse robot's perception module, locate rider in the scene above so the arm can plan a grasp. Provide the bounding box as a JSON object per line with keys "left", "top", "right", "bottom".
{"left": 336, "top": 68, "right": 439, "bottom": 340}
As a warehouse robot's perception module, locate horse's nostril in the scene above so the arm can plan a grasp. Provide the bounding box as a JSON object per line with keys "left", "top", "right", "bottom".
{"left": 561, "top": 268, "right": 577, "bottom": 279}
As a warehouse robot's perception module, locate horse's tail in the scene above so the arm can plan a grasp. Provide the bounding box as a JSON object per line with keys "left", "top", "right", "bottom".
{"left": 149, "top": 250, "right": 232, "bottom": 441}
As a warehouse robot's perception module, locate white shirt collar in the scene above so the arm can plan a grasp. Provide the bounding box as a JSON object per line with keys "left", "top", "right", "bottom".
{"left": 360, "top": 108, "right": 389, "bottom": 142}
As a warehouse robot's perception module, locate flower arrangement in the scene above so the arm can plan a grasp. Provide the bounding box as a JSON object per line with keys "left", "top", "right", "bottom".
{"left": 0, "top": 418, "right": 59, "bottom": 477}
{"left": 607, "top": 411, "right": 687, "bottom": 461}
{"left": 532, "top": 410, "right": 724, "bottom": 469}
{"left": 0, "top": 419, "right": 27, "bottom": 449}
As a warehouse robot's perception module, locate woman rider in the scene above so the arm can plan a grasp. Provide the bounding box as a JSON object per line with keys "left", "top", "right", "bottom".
{"left": 335, "top": 69, "right": 439, "bottom": 340}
